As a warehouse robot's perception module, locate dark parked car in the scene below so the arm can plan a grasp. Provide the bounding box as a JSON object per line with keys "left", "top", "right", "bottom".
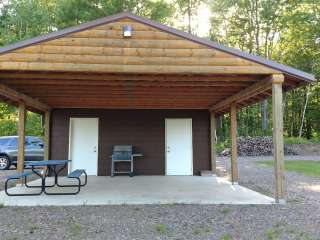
{"left": 0, "top": 136, "right": 44, "bottom": 170}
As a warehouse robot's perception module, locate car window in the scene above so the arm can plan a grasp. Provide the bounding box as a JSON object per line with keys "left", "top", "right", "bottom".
{"left": 29, "top": 137, "right": 43, "bottom": 146}
{"left": 0, "top": 138, "right": 10, "bottom": 146}
{"left": 4, "top": 137, "right": 43, "bottom": 147}
{"left": 8, "top": 138, "right": 18, "bottom": 147}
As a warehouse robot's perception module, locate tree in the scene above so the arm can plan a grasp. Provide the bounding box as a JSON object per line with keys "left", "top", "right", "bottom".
{"left": 174, "top": 0, "right": 206, "bottom": 34}
{"left": 276, "top": 0, "right": 320, "bottom": 138}
{"left": 209, "top": 0, "right": 319, "bottom": 139}
{"left": 210, "top": 0, "right": 291, "bottom": 135}
{"left": 0, "top": 0, "right": 55, "bottom": 44}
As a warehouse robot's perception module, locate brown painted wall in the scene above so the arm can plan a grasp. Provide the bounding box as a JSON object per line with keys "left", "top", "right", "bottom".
{"left": 50, "top": 109, "right": 211, "bottom": 176}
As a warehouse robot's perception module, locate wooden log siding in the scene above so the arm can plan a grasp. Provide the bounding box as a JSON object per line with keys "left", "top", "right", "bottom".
{"left": 0, "top": 18, "right": 278, "bottom": 76}
{"left": 69, "top": 29, "right": 181, "bottom": 40}
{"left": 0, "top": 54, "right": 257, "bottom": 66}
{"left": 0, "top": 72, "right": 261, "bottom": 82}
{"left": 0, "top": 63, "right": 278, "bottom": 74}
{"left": 14, "top": 47, "right": 235, "bottom": 58}
{"left": 2, "top": 79, "right": 254, "bottom": 87}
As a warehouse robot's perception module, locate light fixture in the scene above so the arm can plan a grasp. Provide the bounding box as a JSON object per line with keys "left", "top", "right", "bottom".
{"left": 123, "top": 25, "right": 132, "bottom": 38}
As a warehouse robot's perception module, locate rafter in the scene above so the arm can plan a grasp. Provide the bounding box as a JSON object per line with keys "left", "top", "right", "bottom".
{"left": 210, "top": 74, "right": 284, "bottom": 113}
{"left": 0, "top": 83, "right": 50, "bottom": 112}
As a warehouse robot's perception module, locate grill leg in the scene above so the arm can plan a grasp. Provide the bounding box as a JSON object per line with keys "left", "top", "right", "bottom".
{"left": 111, "top": 160, "right": 114, "bottom": 177}
{"left": 130, "top": 158, "right": 134, "bottom": 177}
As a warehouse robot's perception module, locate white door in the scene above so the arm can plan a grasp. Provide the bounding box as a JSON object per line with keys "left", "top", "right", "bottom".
{"left": 69, "top": 118, "right": 99, "bottom": 175}
{"left": 165, "top": 119, "right": 193, "bottom": 175}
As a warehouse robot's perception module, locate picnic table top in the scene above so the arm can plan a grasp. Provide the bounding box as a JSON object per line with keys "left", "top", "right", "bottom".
{"left": 25, "top": 160, "right": 71, "bottom": 167}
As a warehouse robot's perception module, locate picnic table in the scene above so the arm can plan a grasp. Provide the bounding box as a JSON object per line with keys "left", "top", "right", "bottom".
{"left": 5, "top": 160, "right": 87, "bottom": 196}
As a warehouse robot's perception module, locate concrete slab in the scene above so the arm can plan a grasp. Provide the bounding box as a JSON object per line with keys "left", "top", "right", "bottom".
{"left": 0, "top": 176, "right": 275, "bottom": 206}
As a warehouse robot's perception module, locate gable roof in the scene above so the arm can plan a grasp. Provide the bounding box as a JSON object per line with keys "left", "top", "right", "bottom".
{"left": 0, "top": 11, "right": 315, "bottom": 82}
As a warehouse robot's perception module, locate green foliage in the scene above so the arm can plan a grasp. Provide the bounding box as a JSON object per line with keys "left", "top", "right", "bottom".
{"left": 0, "top": 0, "right": 55, "bottom": 45}
{"left": 221, "top": 234, "right": 232, "bottom": 240}
{"left": 54, "top": 0, "right": 175, "bottom": 29}
{"left": 216, "top": 140, "right": 230, "bottom": 153}
{"left": 258, "top": 160, "right": 320, "bottom": 178}
{"left": 266, "top": 227, "right": 281, "bottom": 240}
{"left": 54, "top": 0, "right": 103, "bottom": 28}
{"left": 284, "top": 136, "right": 320, "bottom": 144}
{"left": 284, "top": 137, "right": 310, "bottom": 145}
{"left": 0, "top": 103, "right": 43, "bottom": 137}
{"left": 70, "top": 222, "right": 81, "bottom": 235}
{"left": 174, "top": 0, "right": 206, "bottom": 34}
{"left": 155, "top": 223, "right": 167, "bottom": 234}
{"left": 0, "top": 0, "right": 175, "bottom": 46}
{"left": 210, "top": 0, "right": 320, "bottom": 140}
{"left": 0, "top": 103, "right": 18, "bottom": 136}
{"left": 220, "top": 207, "right": 231, "bottom": 215}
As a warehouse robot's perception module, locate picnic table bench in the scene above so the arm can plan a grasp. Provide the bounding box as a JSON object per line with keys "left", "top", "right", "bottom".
{"left": 5, "top": 171, "right": 42, "bottom": 196}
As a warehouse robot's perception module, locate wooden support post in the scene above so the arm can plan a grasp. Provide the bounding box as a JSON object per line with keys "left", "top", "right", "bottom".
{"left": 230, "top": 103, "right": 238, "bottom": 184}
{"left": 17, "top": 102, "right": 26, "bottom": 178}
{"left": 42, "top": 111, "right": 51, "bottom": 174}
{"left": 44, "top": 111, "right": 51, "bottom": 160}
{"left": 272, "top": 74, "right": 285, "bottom": 203}
{"left": 210, "top": 111, "right": 217, "bottom": 175}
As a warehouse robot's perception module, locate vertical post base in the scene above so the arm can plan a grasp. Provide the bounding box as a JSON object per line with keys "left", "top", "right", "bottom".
{"left": 276, "top": 199, "right": 286, "bottom": 204}
{"left": 272, "top": 75, "right": 285, "bottom": 202}
{"left": 230, "top": 103, "right": 238, "bottom": 183}
{"left": 210, "top": 111, "right": 217, "bottom": 175}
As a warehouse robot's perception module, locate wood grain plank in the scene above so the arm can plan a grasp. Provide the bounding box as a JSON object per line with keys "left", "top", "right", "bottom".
{"left": 0, "top": 62, "right": 279, "bottom": 74}
{"left": 0, "top": 53, "right": 254, "bottom": 66}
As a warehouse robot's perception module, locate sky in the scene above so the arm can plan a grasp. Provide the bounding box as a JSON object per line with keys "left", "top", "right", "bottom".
{"left": 195, "top": 4, "right": 211, "bottom": 37}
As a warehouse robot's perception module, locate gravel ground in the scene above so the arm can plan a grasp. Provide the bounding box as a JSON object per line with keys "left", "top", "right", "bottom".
{"left": 0, "top": 156, "right": 319, "bottom": 240}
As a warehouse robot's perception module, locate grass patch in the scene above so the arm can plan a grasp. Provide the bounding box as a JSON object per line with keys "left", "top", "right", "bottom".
{"left": 284, "top": 136, "right": 320, "bottom": 144}
{"left": 0, "top": 203, "right": 5, "bottom": 208}
{"left": 28, "top": 224, "right": 38, "bottom": 234}
{"left": 70, "top": 223, "right": 81, "bottom": 235}
{"left": 266, "top": 228, "right": 281, "bottom": 240}
{"left": 284, "top": 137, "right": 310, "bottom": 145}
{"left": 217, "top": 140, "right": 231, "bottom": 153}
{"left": 192, "top": 225, "right": 211, "bottom": 235}
{"left": 155, "top": 224, "right": 167, "bottom": 234}
{"left": 220, "top": 207, "right": 231, "bottom": 215}
{"left": 221, "top": 234, "right": 232, "bottom": 240}
{"left": 258, "top": 160, "right": 320, "bottom": 178}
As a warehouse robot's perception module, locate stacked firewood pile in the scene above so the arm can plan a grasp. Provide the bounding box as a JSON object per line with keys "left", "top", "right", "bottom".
{"left": 219, "top": 136, "right": 297, "bottom": 156}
